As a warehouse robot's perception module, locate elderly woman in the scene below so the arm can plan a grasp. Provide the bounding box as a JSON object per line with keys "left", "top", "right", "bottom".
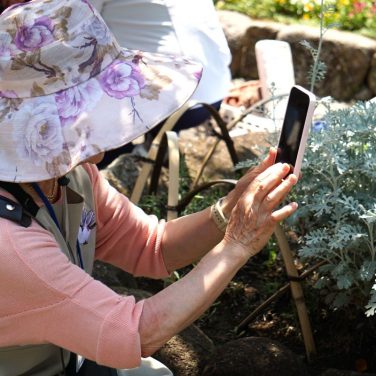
{"left": 0, "top": 1, "right": 298, "bottom": 375}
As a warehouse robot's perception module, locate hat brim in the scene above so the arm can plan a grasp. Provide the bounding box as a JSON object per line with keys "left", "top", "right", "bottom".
{"left": 0, "top": 49, "right": 201, "bottom": 182}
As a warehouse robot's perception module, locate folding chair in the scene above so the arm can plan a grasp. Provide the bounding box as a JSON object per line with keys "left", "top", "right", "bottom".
{"left": 130, "top": 100, "right": 239, "bottom": 205}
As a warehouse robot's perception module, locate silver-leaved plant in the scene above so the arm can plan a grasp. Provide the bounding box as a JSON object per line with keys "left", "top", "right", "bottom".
{"left": 287, "top": 99, "right": 376, "bottom": 314}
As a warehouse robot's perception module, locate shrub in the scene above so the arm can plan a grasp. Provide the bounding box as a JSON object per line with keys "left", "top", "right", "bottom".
{"left": 215, "top": 0, "right": 376, "bottom": 37}
{"left": 227, "top": 0, "right": 376, "bottom": 315}
{"left": 286, "top": 99, "right": 376, "bottom": 313}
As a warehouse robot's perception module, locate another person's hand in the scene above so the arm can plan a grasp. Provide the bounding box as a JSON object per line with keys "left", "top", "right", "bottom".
{"left": 223, "top": 162, "right": 297, "bottom": 258}
{"left": 221, "top": 148, "right": 277, "bottom": 218}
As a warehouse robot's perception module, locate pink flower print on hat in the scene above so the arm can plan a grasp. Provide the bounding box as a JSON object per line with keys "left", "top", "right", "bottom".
{"left": 55, "top": 80, "right": 103, "bottom": 127}
{"left": 98, "top": 59, "right": 146, "bottom": 122}
{"left": 15, "top": 16, "right": 55, "bottom": 52}
{"left": 13, "top": 98, "right": 64, "bottom": 166}
{"left": 0, "top": 90, "right": 17, "bottom": 98}
{"left": 98, "top": 60, "right": 145, "bottom": 99}
{"left": 83, "top": 16, "right": 111, "bottom": 46}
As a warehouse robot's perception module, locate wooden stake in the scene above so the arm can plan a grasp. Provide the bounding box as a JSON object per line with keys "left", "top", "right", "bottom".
{"left": 274, "top": 223, "right": 316, "bottom": 362}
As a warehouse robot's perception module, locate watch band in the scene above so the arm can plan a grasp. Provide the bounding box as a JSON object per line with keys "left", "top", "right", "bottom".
{"left": 210, "top": 197, "right": 228, "bottom": 232}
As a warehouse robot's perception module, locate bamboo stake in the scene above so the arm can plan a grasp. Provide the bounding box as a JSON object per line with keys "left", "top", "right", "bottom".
{"left": 274, "top": 223, "right": 316, "bottom": 362}
{"left": 166, "top": 132, "right": 180, "bottom": 221}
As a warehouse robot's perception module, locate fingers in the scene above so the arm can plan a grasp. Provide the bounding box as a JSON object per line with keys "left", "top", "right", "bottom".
{"left": 252, "top": 162, "right": 291, "bottom": 202}
{"left": 223, "top": 162, "right": 298, "bottom": 257}
{"left": 223, "top": 157, "right": 299, "bottom": 259}
{"left": 244, "top": 164, "right": 296, "bottom": 225}
{"left": 258, "top": 147, "right": 277, "bottom": 170}
{"left": 263, "top": 173, "right": 298, "bottom": 211}
{"left": 264, "top": 171, "right": 298, "bottom": 222}
{"left": 225, "top": 150, "right": 291, "bottom": 219}
{"left": 244, "top": 148, "right": 277, "bottom": 179}
{"left": 228, "top": 163, "right": 292, "bottom": 229}
{"left": 271, "top": 202, "right": 298, "bottom": 222}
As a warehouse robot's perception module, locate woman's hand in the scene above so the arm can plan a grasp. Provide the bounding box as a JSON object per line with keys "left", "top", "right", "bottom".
{"left": 221, "top": 148, "right": 277, "bottom": 218}
{"left": 223, "top": 162, "right": 298, "bottom": 258}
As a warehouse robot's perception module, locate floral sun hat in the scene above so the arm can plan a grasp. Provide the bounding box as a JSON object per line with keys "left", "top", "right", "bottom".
{"left": 0, "top": 0, "right": 202, "bottom": 182}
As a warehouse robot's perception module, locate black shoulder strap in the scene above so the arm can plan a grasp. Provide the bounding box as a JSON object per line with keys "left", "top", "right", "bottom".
{"left": 0, "top": 195, "right": 32, "bottom": 227}
{"left": 0, "top": 182, "right": 39, "bottom": 217}
{"left": 0, "top": 181, "right": 39, "bottom": 217}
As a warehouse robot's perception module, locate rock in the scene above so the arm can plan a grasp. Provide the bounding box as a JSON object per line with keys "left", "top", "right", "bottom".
{"left": 154, "top": 325, "right": 215, "bottom": 376}
{"left": 277, "top": 25, "right": 376, "bottom": 101}
{"left": 320, "top": 369, "right": 376, "bottom": 376}
{"left": 217, "top": 10, "right": 253, "bottom": 77}
{"left": 218, "top": 13, "right": 376, "bottom": 101}
{"left": 353, "top": 85, "right": 375, "bottom": 101}
{"left": 239, "top": 20, "right": 284, "bottom": 79}
{"left": 202, "top": 337, "right": 308, "bottom": 376}
{"left": 368, "top": 52, "right": 376, "bottom": 95}
{"left": 100, "top": 153, "right": 143, "bottom": 198}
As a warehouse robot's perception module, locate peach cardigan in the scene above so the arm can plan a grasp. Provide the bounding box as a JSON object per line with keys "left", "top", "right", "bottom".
{"left": 0, "top": 163, "right": 169, "bottom": 369}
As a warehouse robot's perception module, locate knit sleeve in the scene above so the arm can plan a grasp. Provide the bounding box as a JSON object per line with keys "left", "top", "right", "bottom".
{"left": 83, "top": 163, "right": 170, "bottom": 279}
{"left": 0, "top": 218, "right": 144, "bottom": 369}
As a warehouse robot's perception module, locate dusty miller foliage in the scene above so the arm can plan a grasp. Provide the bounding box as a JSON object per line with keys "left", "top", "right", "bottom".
{"left": 292, "top": 0, "right": 376, "bottom": 315}
{"left": 287, "top": 100, "right": 376, "bottom": 314}
{"left": 235, "top": 0, "right": 376, "bottom": 315}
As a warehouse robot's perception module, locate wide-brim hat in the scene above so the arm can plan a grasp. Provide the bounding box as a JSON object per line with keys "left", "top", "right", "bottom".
{"left": 0, "top": 0, "right": 201, "bottom": 182}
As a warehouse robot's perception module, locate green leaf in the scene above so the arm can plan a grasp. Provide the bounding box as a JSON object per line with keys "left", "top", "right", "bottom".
{"left": 336, "top": 274, "right": 353, "bottom": 290}
{"left": 359, "top": 261, "right": 376, "bottom": 282}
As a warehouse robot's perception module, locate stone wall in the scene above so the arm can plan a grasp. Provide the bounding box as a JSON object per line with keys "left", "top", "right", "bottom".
{"left": 218, "top": 10, "right": 376, "bottom": 101}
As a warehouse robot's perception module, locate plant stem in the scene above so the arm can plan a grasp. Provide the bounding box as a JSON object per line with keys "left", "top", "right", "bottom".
{"left": 310, "top": 0, "right": 325, "bottom": 92}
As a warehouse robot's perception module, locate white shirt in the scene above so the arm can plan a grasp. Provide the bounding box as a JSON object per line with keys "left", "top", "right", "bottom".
{"left": 91, "top": 0, "right": 232, "bottom": 104}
